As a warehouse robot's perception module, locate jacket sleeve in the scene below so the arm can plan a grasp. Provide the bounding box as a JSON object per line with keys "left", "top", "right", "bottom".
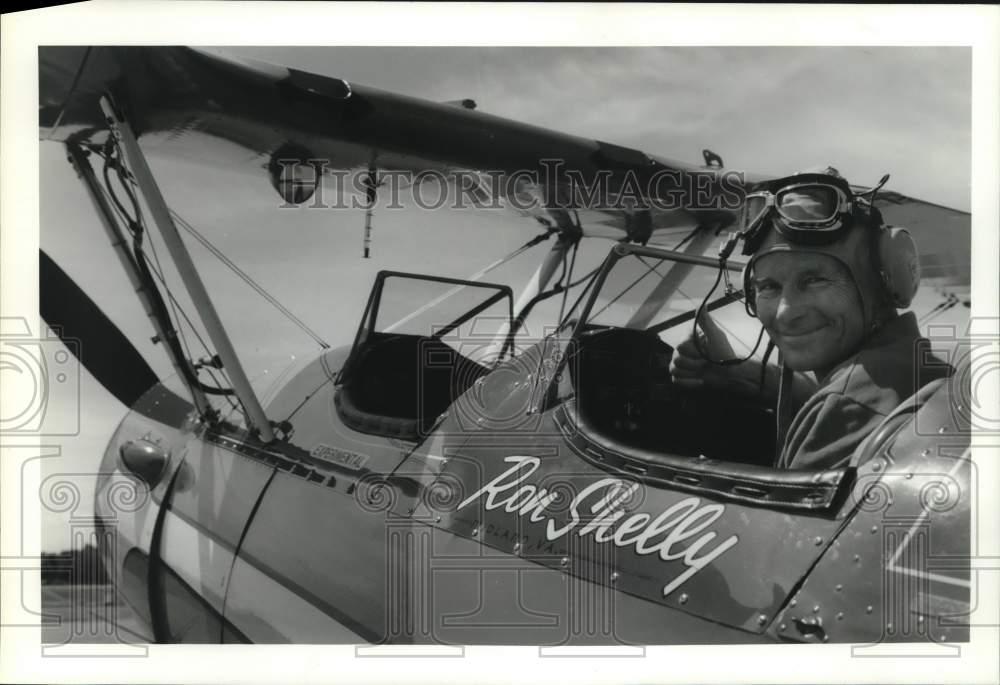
{"left": 780, "top": 392, "right": 887, "bottom": 470}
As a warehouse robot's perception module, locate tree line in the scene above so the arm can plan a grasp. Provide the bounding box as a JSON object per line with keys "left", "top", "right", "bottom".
{"left": 40, "top": 545, "right": 109, "bottom": 585}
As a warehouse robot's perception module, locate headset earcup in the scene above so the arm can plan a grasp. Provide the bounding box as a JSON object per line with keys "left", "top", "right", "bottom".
{"left": 878, "top": 226, "right": 920, "bottom": 307}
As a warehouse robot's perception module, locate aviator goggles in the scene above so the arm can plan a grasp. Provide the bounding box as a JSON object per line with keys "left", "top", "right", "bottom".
{"left": 737, "top": 173, "right": 886, "bottom": 255}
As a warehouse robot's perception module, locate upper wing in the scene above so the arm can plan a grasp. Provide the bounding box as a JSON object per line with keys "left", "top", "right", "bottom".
{"left": 39, "top": 46, "right": 969, "bottom": 285}
{"left": 872, "top": 191, "right": 970, "bottom": 287}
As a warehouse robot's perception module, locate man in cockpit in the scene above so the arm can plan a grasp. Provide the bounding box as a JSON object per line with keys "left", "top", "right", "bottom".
{"left": 670, "top": 167, "right": 953, "bottom": 470}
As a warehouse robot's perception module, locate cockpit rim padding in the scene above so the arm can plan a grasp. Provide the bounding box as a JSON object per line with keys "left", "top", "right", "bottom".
{"left": 334, "top": 332, "right": 489, "bottom": 442}
{"left": 334, "top": 385, "right": 422, "bottom": 442}
{"left": 555, "top": 400, "right": 850, "bottom": 511}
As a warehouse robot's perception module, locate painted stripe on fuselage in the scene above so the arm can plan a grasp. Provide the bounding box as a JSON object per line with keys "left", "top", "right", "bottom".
{"left": 160, "top": 507, "right": 236, "bottom": 613}
{"left": 886, "top": 448, "right": 971, "bottom": 589}
{"left": 224, "top": 553, "right": 366, "bottom": 643}
{"left": 159, "top": 508, "right": 366, "bottom": 643}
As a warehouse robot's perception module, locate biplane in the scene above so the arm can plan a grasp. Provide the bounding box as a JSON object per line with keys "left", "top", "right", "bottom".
{"left": 38, "top": 46, "right": 973, "bottom": 644}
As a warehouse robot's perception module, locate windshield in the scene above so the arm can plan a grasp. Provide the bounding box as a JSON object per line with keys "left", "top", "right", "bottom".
{"left": 582, "top": 246, "right": 763, "bottom": 359}
{"left": 358, "top": 272, "right": 513, "bottom": 368}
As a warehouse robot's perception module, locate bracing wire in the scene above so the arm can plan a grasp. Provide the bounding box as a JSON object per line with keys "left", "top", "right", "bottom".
{"left": 587, "top": 256, "right": 665, "bottom": 322}
{"left": 168, "top": 209, "right": 330, "bottom": 350}
{"left": 558, "top": 240, "right": 579, "bottom": 325}
{"left": 97, "top": 145, "right": 240, "bottom": 405}
{"left": 97, "top": 172, "right": 212, "bottom": 364}
{"left": 141, "top": 242, "right": 243, "bottom": 416}
{"left": 918, "top": 292, "right": 960, "bottom": 325}
{"left": 125, "top": 211, "right": 242, "bottom": 412}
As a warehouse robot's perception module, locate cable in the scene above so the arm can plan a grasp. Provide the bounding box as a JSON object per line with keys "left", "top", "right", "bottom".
{"left": 673, "top": 226, "right": 701, "bottom": 251}
{"left": 169, "top": 209, "right": 330, "bottom": 350}
{"left": 139, "top": 245, "right": 241, "bottom": 411}
{"left": 99, "top": 147, "right": 261, "bottom": 412}
{"left": 691, "top": 264, "right": 766, "bottom": 366}
{"left": 918, "top": 292, "right": 959, "bottom": 325}
{"left": 587, "top": 257, "right": 664, "bottom": 323}
{"left": 558, "top": 240, "right": 579, "bottom": 325}
{"left": 557, "top": 268, "right": 600, "bottom": 330}
{"left": 98, "top": 141, "right": 236, "bottom": 400}
{"left": 97, "top": 171, "right": 219, "bottom": 375}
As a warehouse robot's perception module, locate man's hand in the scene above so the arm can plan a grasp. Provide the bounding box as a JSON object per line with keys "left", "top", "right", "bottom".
{"left": 670, "top": 313, "right": 819, "bottom": 406}
{"left": 669, "top": 313, "right": 739, "bottom": 389}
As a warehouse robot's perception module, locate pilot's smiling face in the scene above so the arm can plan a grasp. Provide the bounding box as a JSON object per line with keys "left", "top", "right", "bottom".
{"left": 753, "top": 251, "right": 866, "bottom": 379}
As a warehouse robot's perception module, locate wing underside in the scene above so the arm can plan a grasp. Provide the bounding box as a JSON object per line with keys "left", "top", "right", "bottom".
{"left": 39, "top": 46, "right": 970, "bottom": 286}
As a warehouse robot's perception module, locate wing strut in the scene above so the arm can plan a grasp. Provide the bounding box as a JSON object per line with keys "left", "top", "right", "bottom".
{"left": 623, "top": 223, "right": 719, "bottom": 329}
{"left": 486, "top": 211, "right": 582, "bottom": 359}
{"left": 100, "top": 95, "right": 276, "bottom": 442}
{"left": 64, "top": 142, "right": 212, "bottom": 417}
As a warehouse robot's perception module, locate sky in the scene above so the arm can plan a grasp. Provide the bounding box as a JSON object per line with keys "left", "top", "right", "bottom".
{"left": 33, "top": 46, "right": 973, "bottom": 550}
{"left": 225, "top": 46, "right": 972, "bottom": 209}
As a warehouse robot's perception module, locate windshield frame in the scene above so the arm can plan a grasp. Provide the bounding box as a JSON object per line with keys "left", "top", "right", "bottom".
{"left": 338, "top": 270, "right": 514, "bottom": 385}
{"left": 570, "top": 242, "right": 746, "bottom": 340}
{"left": 536, "top": 242, "right": 747, "bottom": 413}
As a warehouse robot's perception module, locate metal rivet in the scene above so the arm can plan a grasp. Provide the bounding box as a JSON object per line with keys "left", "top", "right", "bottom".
{"left": 871, "top": 526, "right": 878, "bottom": 534}
{"left": 921, "top": 449, "right": 931, "bottom": 457}
{"left": 917, "top": 615, "right": 925, "bottom": 624}
{"left": 906, "top": 472, "right": 914, "bottom": 479}
{"left": 560, "top": 557, "right": 569, "bottom": 567}
{"left": 610, "top": 571, "right": 619, "bottom": 583}
{"left": 837, "top": 612, "right": 844, "bottom": 621}
{"left": 822, "top": 635, "right": 829, "bottom": 643}
{"left": 871, "top": 461, "right": 882, "bottom": 472}
{"left": 853, "top": 554, "right": 861, "bottom": 564}
{"left": 866, "top": 605, "right": 873, "bottom": 614}
{"left": 938, "top": 427, "right": 947, "bottom": 434}
{"left": 835, "top": 584, "right": 843, "bottom": 592}
{"left": 513, "top": 542, "right": 521, "bottom": 552}
{"left": 814, "top": 536, "right": 823, "bottom": 546}
{"left": 678, "top": 593, "right": 689, "bottom": 605}
{"left": 435, "top": 516, "right": 442, "bottom": 523}
{"left": 887, "top": 622, "right": 894, "bottom": 631}
{"left": 757, "top": 614, "right": 768, "bottom": 626}
{"left": 813, "top": 605, "right": 820, "bottom": 613}
{"left": 790, "top": 599, "right": 797, "bottom": 607}
{"left": 779, "top": 623, "right": 786, "bottom": 632}
{"left": 476, "top": 417, "right": 484, "bottom": 424}
{"left": 471, "top": 527, "right": 479, "bottom": 537}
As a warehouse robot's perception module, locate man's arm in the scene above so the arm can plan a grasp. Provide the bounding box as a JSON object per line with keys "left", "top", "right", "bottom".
{"left": 781, "top": 392, "right": 887, "bottom": 470}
